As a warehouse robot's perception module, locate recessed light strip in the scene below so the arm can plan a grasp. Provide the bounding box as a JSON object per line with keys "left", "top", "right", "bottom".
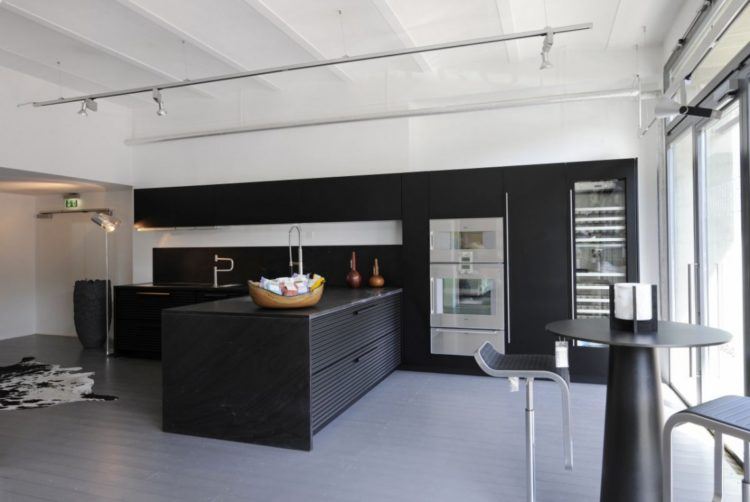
{"left": 28, "top": 23, "right": 592, "bottom": 109}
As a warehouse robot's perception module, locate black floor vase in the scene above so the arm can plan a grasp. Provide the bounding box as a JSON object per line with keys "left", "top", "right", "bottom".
{"left": 73, "top": 280, "right": 111, "bottom": 349}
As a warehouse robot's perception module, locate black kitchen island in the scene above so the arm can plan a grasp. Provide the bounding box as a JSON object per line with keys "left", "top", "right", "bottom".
{"left": 162, "top": 287, "right": 402, "bottom": 451}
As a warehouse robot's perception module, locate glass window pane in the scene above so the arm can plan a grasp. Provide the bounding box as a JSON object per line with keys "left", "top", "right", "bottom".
{"left": 685, "top": 5, "right": 750, "bottom": 102}
{"left": 702, "top": 102, "right": 744, "bottom": 400}
{"left": 668, "top": 130, "right": 699, "bottom": 404}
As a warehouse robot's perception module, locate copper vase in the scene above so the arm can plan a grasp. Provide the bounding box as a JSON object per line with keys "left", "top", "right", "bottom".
{"left": 368, "top": 258, "right": 385, "bottom": 288}
{"left": 346, "top": 251, "right": 362, "bottom": 288}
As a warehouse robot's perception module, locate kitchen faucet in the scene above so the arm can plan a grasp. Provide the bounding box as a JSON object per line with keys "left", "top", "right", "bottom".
{"left": 288, "top": 225, "right": 303, "bottom": 276}
{"left": 213, "top": 254, "right": 234, "bottom": 287}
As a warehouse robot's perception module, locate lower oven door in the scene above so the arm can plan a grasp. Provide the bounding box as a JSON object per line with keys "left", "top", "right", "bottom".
{"left": 430, "top": 263, "right": 504, "bottom": 331}
{"left": 431, "top": 328, "right": 505, "bottom": 356}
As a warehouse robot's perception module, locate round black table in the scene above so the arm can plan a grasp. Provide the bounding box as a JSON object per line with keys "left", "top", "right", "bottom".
{"left": 546, "top": 319, "right": 731, "bottom": 502}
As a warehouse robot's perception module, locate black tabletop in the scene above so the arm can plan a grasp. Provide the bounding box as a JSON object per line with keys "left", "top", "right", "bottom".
{"left": 546, "top": 319, "right": 731, "bottom": 348}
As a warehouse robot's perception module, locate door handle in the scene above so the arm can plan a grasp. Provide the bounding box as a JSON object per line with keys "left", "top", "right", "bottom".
{"left": 136, "top": 291, "right": 171, "bottom": 296}
{"left": 687, "top": 263, "right": 693, "bottom": 324}
{"left": 429, "top": 231, "right": 435, "bottom": 250}
{"left": 569, "top": 189, "right": 576, "bottom": 319}
{"left": 505, "top": 192, "right": 511, "bottom": 345}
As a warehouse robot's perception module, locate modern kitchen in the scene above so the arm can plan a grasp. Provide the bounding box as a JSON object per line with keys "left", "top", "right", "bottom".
{"left": 0, "top": 1, "right": 749, "bottom": 501}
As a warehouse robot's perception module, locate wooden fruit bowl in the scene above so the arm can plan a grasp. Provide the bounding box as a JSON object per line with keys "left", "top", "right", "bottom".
{"left": 247, "top": 281, "right": 324, "bottom": 309}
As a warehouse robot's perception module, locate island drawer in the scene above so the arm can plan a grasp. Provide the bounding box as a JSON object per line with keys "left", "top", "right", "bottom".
{"left": 116, "top": 289, "right": 197, "bottom": 321}
{"left": 311, "top": 330, "right": 401, "bottom": 433}
{"left": 310, "top": 294, "right": 401, "bottom": 374}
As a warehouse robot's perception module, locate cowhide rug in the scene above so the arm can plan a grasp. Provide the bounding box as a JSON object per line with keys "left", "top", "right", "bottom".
{"left": 0, "top": 357, "right": 117, "bottom": 410}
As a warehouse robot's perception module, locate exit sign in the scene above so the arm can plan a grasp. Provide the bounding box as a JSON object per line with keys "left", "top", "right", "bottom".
{"left": 63, "top": 194, "right": 81, "bottom": 209}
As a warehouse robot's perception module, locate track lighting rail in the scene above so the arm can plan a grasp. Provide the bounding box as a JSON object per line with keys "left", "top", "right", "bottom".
{"left": 29, "top": 23, "right": 592, "bottom": 109}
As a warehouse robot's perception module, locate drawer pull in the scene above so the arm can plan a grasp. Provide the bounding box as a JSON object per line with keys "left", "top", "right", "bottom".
{"left": 353, "top": 304, "right": 377, "bottom": 316}
{"left": 136, "top": 292, "right": 171, "bottom": 296}
{"left": 353, "top": 346, "right": 378, "bottom": 363}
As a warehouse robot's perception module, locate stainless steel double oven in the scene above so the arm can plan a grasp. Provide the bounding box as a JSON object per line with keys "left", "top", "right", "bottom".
{"left": 429, "top": 217, "right": 506, "bottom": 356}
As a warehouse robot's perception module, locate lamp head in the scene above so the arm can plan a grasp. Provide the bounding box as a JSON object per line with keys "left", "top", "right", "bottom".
{"left": 91, "top": 213, "right": 120, "bottom": 233}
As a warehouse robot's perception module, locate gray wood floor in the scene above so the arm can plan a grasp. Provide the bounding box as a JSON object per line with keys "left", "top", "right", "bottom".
{"left": 0, "top": 335, "right": 742, "bottom": 501}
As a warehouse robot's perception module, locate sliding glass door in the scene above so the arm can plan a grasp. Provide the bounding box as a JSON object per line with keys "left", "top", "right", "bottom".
{"left": 701, "top": 103, "right": 744, "bottom": 402}
{"left": 667, "top": 130, "right": 700, "bottom": 404}
{"left": 667, "top": 101, "right": 745, "bottom": 412}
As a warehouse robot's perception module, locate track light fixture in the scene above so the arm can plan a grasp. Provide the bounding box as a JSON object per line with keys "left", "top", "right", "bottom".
{"left": 540, "top": 27, "right": 553, "bottom": 69}
{"left": 77, "top": 98, "right": 97, "bottom": 117}
{"left": 152, "top": 88, "right": 166, "bottom": 116}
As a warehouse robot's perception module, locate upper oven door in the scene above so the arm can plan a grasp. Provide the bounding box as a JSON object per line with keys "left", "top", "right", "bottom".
{"left": 430, "top": 263, "right": 504, "bottom": 330}
{"left": 429, "top": 217, "right": 504, "bottom": 263}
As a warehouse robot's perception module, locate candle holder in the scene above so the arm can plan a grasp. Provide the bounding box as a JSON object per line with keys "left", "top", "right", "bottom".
{"left": 609, "top": 284, "right": 658, "bottom": 334}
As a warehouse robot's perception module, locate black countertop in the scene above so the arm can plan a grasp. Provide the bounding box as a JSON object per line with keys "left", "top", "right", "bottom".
{"left": 116, "top": 282, "right": 247, "bottom": 292}
{"left": 166, "top": 286, "right": 402, "bottom": 318}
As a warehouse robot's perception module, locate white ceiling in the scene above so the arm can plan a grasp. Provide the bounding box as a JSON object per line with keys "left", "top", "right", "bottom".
{"left": 0, "top": 0, "right": 683, "bottom": 109}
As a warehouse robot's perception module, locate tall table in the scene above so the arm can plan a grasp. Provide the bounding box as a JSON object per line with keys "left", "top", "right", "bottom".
{"left": 546, "top": 319, "right": 731, "bottom": 502}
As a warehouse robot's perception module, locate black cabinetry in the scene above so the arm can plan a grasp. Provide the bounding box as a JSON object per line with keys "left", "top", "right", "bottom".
{"left": 114, "top": 285, "right": 246, "bottom": 358}
{"left": 134, "top": 174, "right": 402, "bottom": 229}
{"left": 162, "top": 289, "right": 402, "bottom": 450}
{"left": 429, "top": 168, "right": 504, "bottom": 218}
{"left": 504, "top": 164, "right": 569, "bottom": 356}
{"left": 401, "top": 160, "right": 639, "bottom": 383}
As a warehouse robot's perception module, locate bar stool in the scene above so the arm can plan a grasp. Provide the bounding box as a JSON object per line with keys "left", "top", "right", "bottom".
{"left": 474, "top": 342, "right": 573, "bottom": 502}
{"left": 663, "top": 395, "right": 750, "bottom": 502}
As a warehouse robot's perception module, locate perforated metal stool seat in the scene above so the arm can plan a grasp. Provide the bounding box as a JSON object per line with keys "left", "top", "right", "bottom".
{"left": 475, "top": 342, "right": 573, "bottom": 502}
{"left": 664, "top": 395, "right": 750, "bottom": 501}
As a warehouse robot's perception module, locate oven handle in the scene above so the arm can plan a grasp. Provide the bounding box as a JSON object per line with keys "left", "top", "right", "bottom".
{"left": 505, "top": 192, "right": 511, "bottom": 345}
{"left": 430, "top": 277, "right": 435, "bottom": 314}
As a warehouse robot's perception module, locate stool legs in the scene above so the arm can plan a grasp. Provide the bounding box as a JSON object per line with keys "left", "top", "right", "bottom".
{"left": 743, "top": 443, "right": 750, "bottom": 502}
{"left": 713, "top": 431, "right": 723, "bottom": 501}
{"left": 663, "top": 419, "right": 675, "bottom": 502}
{"left": 526, "top": 377, "right": 536, "bottom": 502}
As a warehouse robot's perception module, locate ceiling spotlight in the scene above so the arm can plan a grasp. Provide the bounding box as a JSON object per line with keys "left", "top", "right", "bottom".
{"left": 152, "top": 88, "right": 166, "bottom": 116}
{"left": 77, "top": 98, "right": 98, "bottom": 117}
{"left": 540, "top": 27, "right": 553, "bottom": 70}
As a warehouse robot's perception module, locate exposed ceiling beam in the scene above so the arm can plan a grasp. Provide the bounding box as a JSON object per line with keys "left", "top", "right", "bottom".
{"left": 370, "top": 0, "right": 433, "bottom": 72}
{"left": 494, "top": 0, "right": 519, "bottom": 63}
{"left": 0, "top": 46, "right": 147, "bottom": 107}
{"left": 114, "top": 0, "right": 279, "bottom": 91}
{"left": 0, "top": 1, "right": 217, "bottom": 99}
{"left": 240, "top": 0, "right": 352, "bottom": 82}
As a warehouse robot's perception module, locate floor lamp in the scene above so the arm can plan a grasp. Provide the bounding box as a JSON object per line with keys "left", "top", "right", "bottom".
{"left": 91, "top": 213, "right": 121, "bottom": 356}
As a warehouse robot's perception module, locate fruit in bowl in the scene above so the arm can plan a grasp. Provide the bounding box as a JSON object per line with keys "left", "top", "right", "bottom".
{"left": 247, "top": 274, "right": 325, "bottom": 309}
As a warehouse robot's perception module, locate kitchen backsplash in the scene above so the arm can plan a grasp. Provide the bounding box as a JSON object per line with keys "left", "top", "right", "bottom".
{"left": 153, "top": 246, "right": 403, "bottom": 287}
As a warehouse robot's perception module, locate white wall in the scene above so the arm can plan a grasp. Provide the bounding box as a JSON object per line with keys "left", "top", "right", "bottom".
{"left": 35, "top": 190, "right": 133, "bottom": 336}
{"left": 0, "top": 192, "right": 37, "bottom": 339}
{"left": 0, "top": 66, "right": 133, "bottom": 186}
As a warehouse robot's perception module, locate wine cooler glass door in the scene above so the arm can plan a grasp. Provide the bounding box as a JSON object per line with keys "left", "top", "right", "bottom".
{"left": 572, "top": 180, "right": 627, "bottom": 340}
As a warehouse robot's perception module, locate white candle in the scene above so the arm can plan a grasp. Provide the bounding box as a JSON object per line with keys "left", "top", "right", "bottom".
{"left": 614, "top": 283, "right": 653, "bottom": 321}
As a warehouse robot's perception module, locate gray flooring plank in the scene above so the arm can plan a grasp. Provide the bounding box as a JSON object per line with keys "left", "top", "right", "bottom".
{"left": 0, "top": 335, "right": 743, "bottom": 501}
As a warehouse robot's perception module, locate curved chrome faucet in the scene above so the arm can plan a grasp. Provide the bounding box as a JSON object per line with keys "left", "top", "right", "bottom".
{"left": 288, "top": 225, "right": 303, "bottom": 276}
{"left": 213, "top": 254, "right": 234, "bottom": 287}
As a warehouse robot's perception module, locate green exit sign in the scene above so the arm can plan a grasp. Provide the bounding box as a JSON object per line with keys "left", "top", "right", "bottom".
{"left": 63, "top": 194, "right": 80, "bottom": 209}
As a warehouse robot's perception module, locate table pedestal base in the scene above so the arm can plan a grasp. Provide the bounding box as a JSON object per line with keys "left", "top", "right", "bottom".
{"left": 601, "top": 346, "right": 664, "bottom": 502}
